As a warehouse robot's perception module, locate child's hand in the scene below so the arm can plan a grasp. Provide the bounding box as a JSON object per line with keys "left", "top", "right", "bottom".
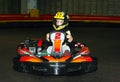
{"left": 46, "top": 33, "right": 50, "bottom": 41}
{"left": 66, "top": 34, "right": 73, "bottom": 42}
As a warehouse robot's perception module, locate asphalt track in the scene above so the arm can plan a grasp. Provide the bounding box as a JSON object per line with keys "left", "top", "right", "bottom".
{"left": 0, "top": 22, "right": 120, "bottom": 82}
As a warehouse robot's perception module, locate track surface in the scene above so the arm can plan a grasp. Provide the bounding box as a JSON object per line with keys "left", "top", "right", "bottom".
{"left": 0, "top": 22, "right": 120, "bottom": 82}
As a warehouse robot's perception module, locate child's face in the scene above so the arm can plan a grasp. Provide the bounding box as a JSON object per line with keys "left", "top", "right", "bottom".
{"left": 56, "top": 19, "right": 64, "bottom": 26}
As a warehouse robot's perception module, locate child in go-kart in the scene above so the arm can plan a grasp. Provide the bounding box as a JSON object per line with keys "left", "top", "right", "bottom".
{"left": 46, "top": 11, "right": 73, "bottom": 43}
{"left": 46, "top": 11, "right": 73, "bottom": 55}
{"left": 45, "top": 11, "right": 90, "bottom": 56}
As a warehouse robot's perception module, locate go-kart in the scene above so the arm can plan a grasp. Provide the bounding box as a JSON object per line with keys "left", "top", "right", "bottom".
{"left": 13, "top": 31, "right": 97, "bottom": 75}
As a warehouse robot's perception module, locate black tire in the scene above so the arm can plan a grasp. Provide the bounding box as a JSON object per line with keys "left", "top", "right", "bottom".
{"left": 88, "top": 57, "right": 97, "bottom": 72}
{"left": 81, "top": 57, "right": 97, "bottom": 73}
{"left": 13, "top": 57, "right": 29, "bottom": 73}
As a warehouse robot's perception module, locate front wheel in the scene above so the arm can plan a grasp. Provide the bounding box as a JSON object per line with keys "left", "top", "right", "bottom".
{"left": 13, "top": 57, "right": 29, "bottom": 73}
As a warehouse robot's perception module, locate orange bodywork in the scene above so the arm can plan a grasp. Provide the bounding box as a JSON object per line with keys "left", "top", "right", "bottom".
{"left": 71, "top": 56, "right": 93, "bottom": 63}
{"left": 20, "top": 56, "right": 43, "bottom": 62}
{"left": 54, "top": 39, "right": 62, "bottom": 52}
{"left": 42, "top": 55, "right": 71, "bottom": 62}
{"left": 20, "top": 55, "right": 72, "bottom": 63}
{"left": 17, "top": 47, "right": 32, "bottom": 55}
{"left": 20, "top": 55, "right": 92, "bottom": 63}
{"left": 78, "top": 46, "right": 90, "bottom": 55}
{"left": 20, "top": 55, "right": 71, "bottom": 62}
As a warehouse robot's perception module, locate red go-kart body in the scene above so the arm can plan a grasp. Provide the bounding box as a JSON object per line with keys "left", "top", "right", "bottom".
{"left": 13, "top": 31, "right": 97, "bottom": 75}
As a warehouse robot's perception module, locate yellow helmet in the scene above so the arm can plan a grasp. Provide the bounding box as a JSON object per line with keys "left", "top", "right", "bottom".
{"left": 54, "top": 11, "right": 69, "bottom": 19}
{"left": 53, "top": 11, "right": 69, "bottom": 30}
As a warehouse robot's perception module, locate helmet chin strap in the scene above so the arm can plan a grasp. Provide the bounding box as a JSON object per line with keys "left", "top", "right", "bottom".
{"left": 53, "top": 23, "right": 68, "bottom": 30}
